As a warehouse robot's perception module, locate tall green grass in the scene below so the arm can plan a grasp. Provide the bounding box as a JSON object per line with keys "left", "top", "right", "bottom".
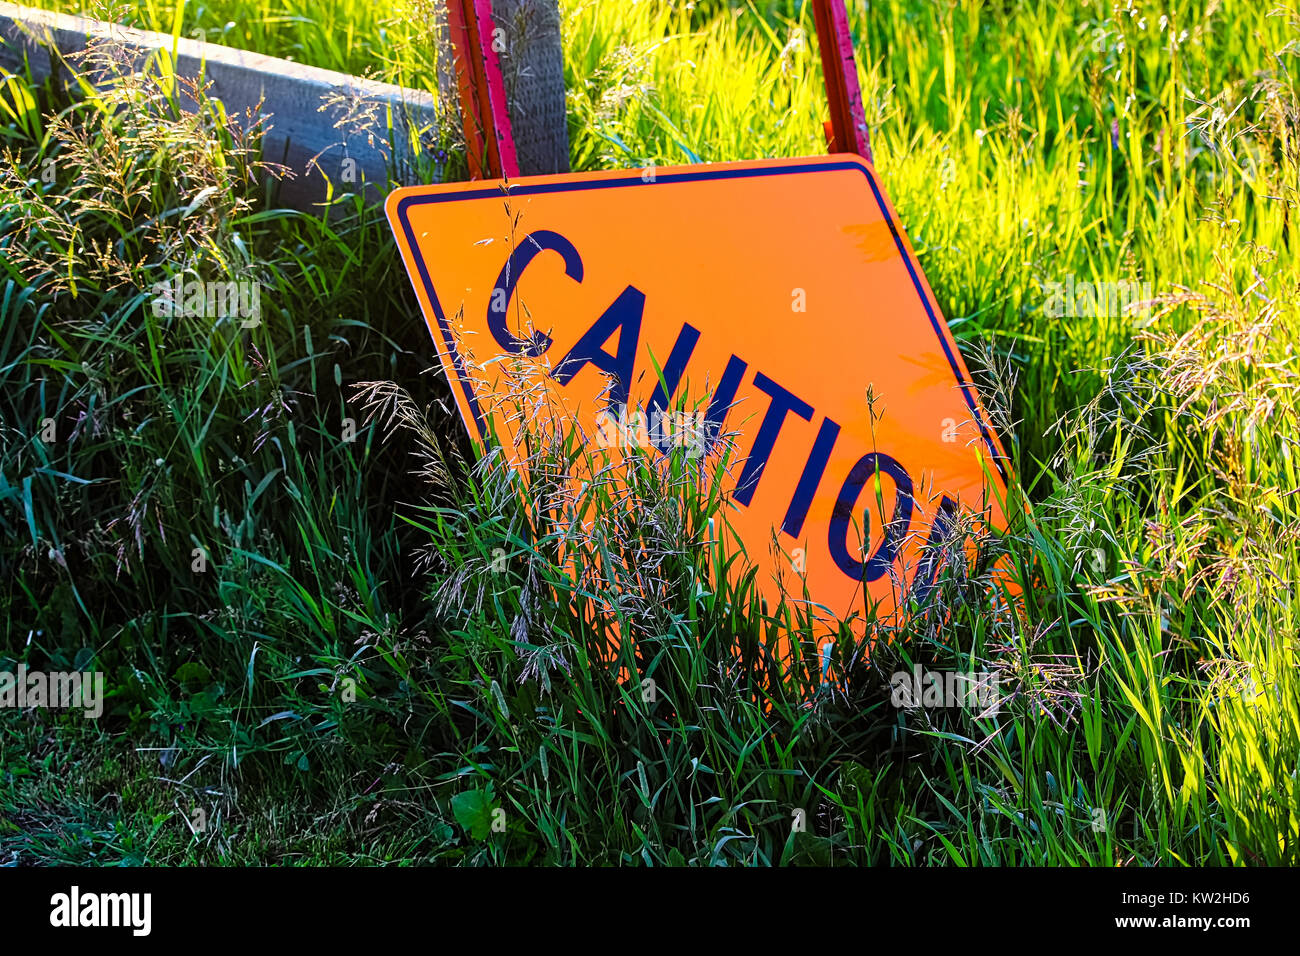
{"left": 1, "top": 0, "right": 1297, "bottom": 864}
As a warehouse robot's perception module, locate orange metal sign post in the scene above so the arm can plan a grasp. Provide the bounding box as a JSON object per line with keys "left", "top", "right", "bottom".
{"left": 387, "top": 156, "right": 1011, "bottom": 644}
{"left": 813, "top": 0, "right": 873, "bottom": 162}
{"left": 445, "top": 0, "right": 519, "bottom": 179}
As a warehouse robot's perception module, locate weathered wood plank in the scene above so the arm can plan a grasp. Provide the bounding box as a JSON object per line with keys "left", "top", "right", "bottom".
{"left": 492, "top": 0, "right": 569, "bottom": 175}
{"left": 0, "top": 0, "right": 443, "bottom": 210}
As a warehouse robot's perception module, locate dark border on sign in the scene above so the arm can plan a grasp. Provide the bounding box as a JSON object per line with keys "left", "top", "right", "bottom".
{"left": 393, "top": 159, "right": 1007, "bottom": 480}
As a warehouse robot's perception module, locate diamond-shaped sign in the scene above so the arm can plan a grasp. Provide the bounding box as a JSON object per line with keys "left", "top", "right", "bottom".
{"left": 388, "top": 155, "right": 1010, "bottom": 642}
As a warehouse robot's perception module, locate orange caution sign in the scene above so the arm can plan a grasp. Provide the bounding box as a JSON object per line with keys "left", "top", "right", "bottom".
{"left": 387, "top": 155, "right": 1011, "bottom": 644}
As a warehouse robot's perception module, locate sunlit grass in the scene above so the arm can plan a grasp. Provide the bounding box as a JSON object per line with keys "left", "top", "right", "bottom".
{"left": 2, "top": 0, "right": 1297, "bottom": 864}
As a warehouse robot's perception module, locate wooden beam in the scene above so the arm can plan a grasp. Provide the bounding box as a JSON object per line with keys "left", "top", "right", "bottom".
{"left": 489, "top": 0, "right": 568, "bottom": 175}
{"left": 0, "top": 0, "right": 442, "bottom": 210}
